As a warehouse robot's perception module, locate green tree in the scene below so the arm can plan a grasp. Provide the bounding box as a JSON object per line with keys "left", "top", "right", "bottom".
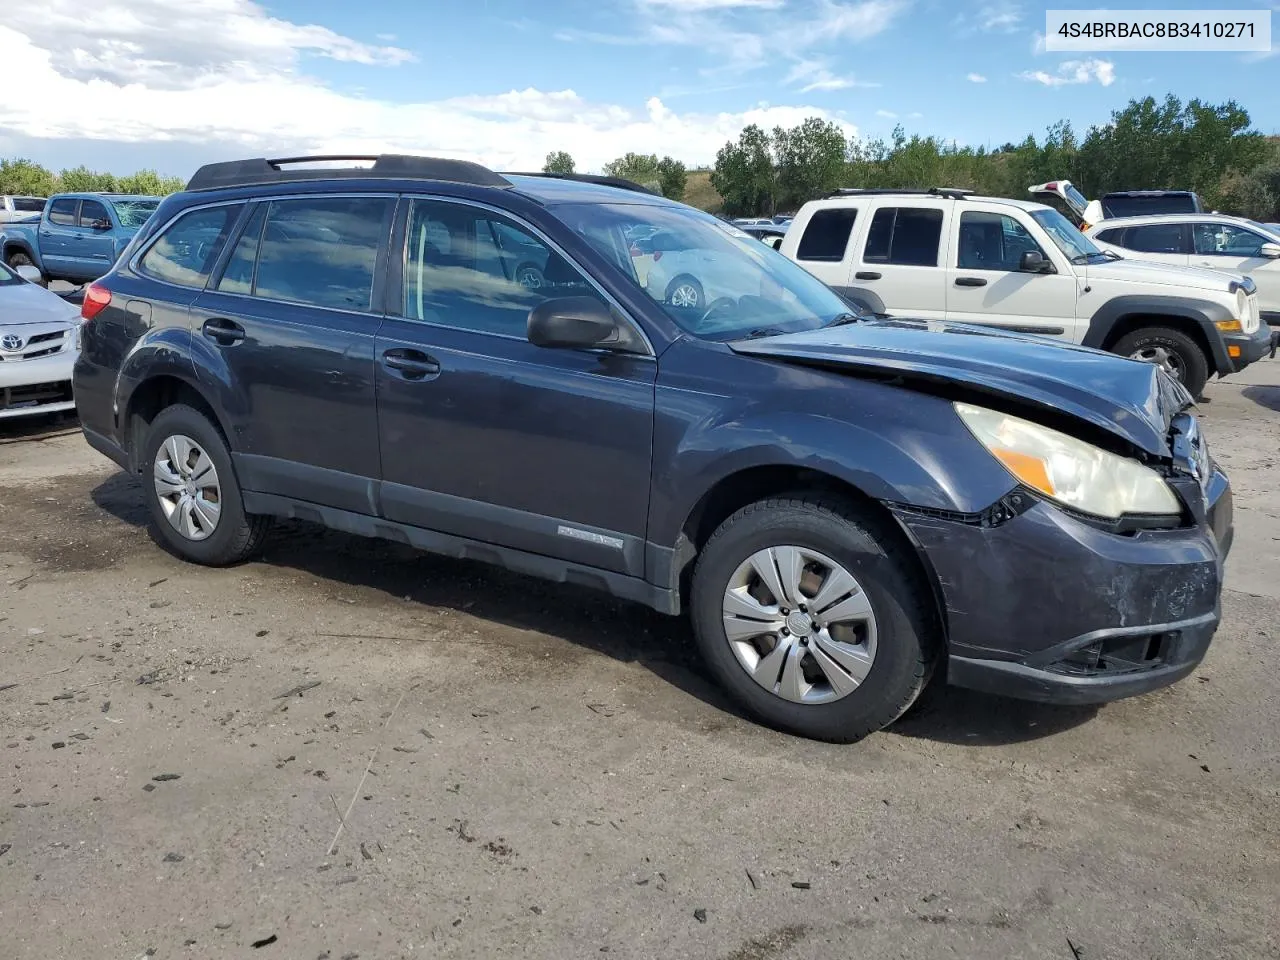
{"left": 656, "top": 156, "right": 687, "bottom": 200}
{"left": 772, "top": 118, "right": 847, "bottom": 211}
{"left": 542, "top": 151, "right": 576, "bottom": 175}
{"left": 711, "top": 124, "right": 776, "bottom": 216}
{"left": 116, "top": 169, "right": 186, "bottom": 195}
{"left": 603, "top": 152, "right": 663, "bottom": 193}
{"left": 0, "top": 158, "right": 57, "bottom": 196}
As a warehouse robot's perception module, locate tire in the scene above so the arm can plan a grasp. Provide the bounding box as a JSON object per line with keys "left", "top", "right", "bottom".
{"left": 141, "top": 404, "right": 270, "bottom": 566}
{"left": 690, "top": 495, "right": 938, "bottom": 743}
{"left": 665, "top": 275, "right": 703, "bottom": 309}
{"left": 5, "top": 249, "right": 34, "bottom": 269}
{"left": 1111, "top": 326, "right": 1210, "bottom": 398}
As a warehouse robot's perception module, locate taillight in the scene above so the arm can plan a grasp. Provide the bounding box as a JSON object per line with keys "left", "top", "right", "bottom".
{"left": 81, "top": 283, "right": 111, "bottom": 321}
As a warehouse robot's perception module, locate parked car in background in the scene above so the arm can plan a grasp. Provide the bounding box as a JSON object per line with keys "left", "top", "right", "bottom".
{"left": 1086, "top": 215, "right": 1280, "bottom": 327}
{"left": 1029, "top": 182, "right": 1204, "bottom": 229}
{"left": 1, "top": 192, "right": 161, "bottom": 283}
{"left": 0, "top": 195, "right": 46, "bottom": 223}
{"left": 0, "top": 259, "right": 82, "bottom": 420}
{"left": 781, "top": 187, "right": 1272, "bottom": 396}
{"left": 739, "top": 223, "right": 787, "bottom": 249}
{"left": 73, "top": 154, "right": 1236, "bottom": 742}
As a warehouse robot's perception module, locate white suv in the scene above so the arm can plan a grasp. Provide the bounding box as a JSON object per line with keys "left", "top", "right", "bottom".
{"left": 1085, "top": 214, "right": 1280, "bottom": 327}
{"left": 780, "top": 188, "right": 1274, "bottom": 397}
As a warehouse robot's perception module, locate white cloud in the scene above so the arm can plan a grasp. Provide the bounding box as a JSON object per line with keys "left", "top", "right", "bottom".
{"left": 875, "top": 109, "right": 897, "bottom": 118}
{"left": 977, "top": 1, "right": 1021, "bottom": 33}
{"left": 638, "top": 0, "right": 783, "bottom": 7}
{"left": 906, "top": 111, "right": 923, "bottom": 119}
{"left": 1032, "top": 30, "right": 1046, "bottom": 54}
{"left": 966, "top": 72, "right": 987, "bottom": 83}
{"left": 0, "top": 13, "right": 857, "bottom": 172}
{"left": 1018, "top": 59, "right": 1116, "bottom": 87}
{"left": 784, "top": 58, "right": 881, "bottom": 92}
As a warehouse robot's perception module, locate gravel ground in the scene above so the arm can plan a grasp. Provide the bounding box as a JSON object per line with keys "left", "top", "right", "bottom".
{"left": 1, "top": 360, "right": 1278, "bottom": 960}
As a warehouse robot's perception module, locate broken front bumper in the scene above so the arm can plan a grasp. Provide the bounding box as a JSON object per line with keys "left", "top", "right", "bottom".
{"left": 892, "top": 466, "right": 1232, "bottom": 706}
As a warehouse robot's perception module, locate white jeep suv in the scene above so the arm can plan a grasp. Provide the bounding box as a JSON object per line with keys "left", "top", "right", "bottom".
{"left": 780, "top": 188, "right": 1273, "bottom": 397}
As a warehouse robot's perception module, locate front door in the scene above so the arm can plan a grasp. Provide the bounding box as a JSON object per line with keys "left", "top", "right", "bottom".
{"left": 70, "top": 198, "right": 119, "bottom": 280}
{"left": 945, "top": 209, "right": 1080, "bottom": 339}
{"left": 192, "top": 194, "right": 394, "bottom": 514}
{"left": 375, "top": 197, "right": 656, "bottom": 576}
{"left": 1191, "top": 222, "right": 1280, "bottom": 317}
{"left": 38, "top": 197, "right": 81, "bottom": 276}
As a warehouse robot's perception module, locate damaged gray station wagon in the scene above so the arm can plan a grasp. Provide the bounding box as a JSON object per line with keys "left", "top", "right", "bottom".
{"left": 73, "top": 155, "right": 1233, "bottom": 741}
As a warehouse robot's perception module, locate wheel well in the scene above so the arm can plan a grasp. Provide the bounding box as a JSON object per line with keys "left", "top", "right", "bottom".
{"left": 1100, "top": 314, "right": 1213, "bottom": 364}
{"left": 123, "top": 376, "right": 225, "bottom": 471}
{"left": 675, "top": 465, "right": 947, "bottom": 640}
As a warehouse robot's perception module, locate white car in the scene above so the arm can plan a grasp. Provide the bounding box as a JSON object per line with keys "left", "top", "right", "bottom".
{"left": 0, "top": 261, "right": 82, "bottom": 420}
{"left": 780, "top": 188, "right": 1273, "bottom": 397}
{"left": 1085, "top": 214, "right": 1280, "bottom": 327}
{"left": 0, "top": 195, "right": 45, "bottom": 224}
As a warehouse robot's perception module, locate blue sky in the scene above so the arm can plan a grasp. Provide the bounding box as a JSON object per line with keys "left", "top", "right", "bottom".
{"left": 0, "top": 0, "right": 1275, "bottom": 178}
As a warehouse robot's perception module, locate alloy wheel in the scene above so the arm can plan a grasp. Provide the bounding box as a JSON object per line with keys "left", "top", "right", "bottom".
{"left": 1129, "top": 344, "right": 1184, "bottom": 381}
{"left": 670, "top": 283, "right": 700, "bottom": 308}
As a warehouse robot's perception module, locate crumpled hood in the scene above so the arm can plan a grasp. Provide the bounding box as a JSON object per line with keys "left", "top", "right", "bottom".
{"left": 0, "top": 282, "right": 82, "bottom": 326}
{"left": 730, "top": 319, "right": 1191, "bottom": 456}
{"left": 1082, "top": 253, "right": 1246, "bottom": 293}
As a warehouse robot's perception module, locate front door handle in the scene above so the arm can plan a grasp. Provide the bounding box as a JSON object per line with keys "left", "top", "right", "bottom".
{"left": 201, "top": 317, "right": 246, "bottom": 345}
{"left": 382, "top": 348, "right": 441, "bottom": 381}
{"left": 854, "top": 271, "right": 881, "bottom": 280}
{"left": 954, "top": 277, "right": 988, "bottom": 287}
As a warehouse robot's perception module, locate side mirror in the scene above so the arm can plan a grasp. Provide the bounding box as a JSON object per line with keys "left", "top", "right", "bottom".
{"left": 15, "top": 264, "right": 44, "bottom": 284}
{"left": 1019, "top": 250, "right": 1050, "bottom": 273}
{"left": 528, "top": 296, "right": 620, "bottom": 350}
{"left": 1259, "top": 242, "right": 1280, "bottom": 259}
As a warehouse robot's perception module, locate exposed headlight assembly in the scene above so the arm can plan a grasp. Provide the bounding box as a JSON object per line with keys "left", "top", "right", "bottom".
{"left": 955, "top": 402, "right": 1181, "bottom": 520}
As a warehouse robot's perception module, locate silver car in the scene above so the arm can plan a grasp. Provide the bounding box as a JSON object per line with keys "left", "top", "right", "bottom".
{"left": 0, "top": 262, "right": 81, "bottom": 420}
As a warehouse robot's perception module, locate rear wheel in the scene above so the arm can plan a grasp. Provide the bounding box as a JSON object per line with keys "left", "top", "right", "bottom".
{"left": 690, "top": 496, "right": 937, "bottom": 743}
{"left": 5, "top": 249, "right": 33, "bottom": 269}
{"left": 1111, "top": 326, "right": 1210, "bottom": 398}
{"left": 141, "top": 404, "right": 270, "bottom": 565}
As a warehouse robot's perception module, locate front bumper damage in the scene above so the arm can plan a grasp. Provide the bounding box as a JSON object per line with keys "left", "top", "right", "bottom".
{"left": 891, "top": 458, "right": 1232, "bottom": 705}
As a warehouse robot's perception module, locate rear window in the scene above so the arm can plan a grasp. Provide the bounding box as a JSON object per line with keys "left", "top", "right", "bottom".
{"left": 1094, "top": 227, "right": 1124, "bottom": 244}
{"left": 138, "top": 204, "right": 243, "bottom": 288}
{"left": 48, "top": 198, "right": 77, "bottom": 226}
{"left": 796, "top": 208, "right": 857, "bottom": 261}
{"left": 864, "top": 207, "right": 943, "bottom": 266}
{"left": 1102, "top": 194, "right": 1200, "bottom": 217}
{"left": 13, "top": 198, "right": 44, "bottom": 212}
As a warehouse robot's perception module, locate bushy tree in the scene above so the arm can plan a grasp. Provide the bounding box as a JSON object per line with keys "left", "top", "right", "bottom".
{"left": 543, "top": 151, "right": 575, "bottom": 174}
{"left": 0, "top": 158, "right": 57, "bottom": 196}
{"left": 656, "top": 156, "right": 687, "bottom": 201}
{"left": 711, "top": 125, "right": 776, "bottom": 216}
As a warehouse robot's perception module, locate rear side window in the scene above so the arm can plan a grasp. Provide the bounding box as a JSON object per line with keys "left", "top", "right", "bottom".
{"left": 48, "top": 198, "right": 78, "bottom": 226}
{"left": 252, "top": 197, "right": 393, "bottom": 311}
{"left": 864, "top": 207, "right": 943, "bottom": 266}
{"left": 138, "top": 205, "right": 243, "bottom": 288}
{"left": 1094, "top": 227, "right": 1124, "bottom": 244}
{"left": 1125, "top": 223, "right": 1189, "bottom": 254}
{"left": 217, "top": 204, "right": 267, "bottom": 295}
{"left": 79, "top": 199, "right": 110, "bottom": 228}
{"left": 796, "top": 208, "right": 857, "bottom": 261}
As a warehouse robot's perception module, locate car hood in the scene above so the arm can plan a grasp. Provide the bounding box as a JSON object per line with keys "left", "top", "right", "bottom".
{"left": 1080, "top": 253, "right": 1245, "bottom": 292}
{"left": 0, "top": 282, "right": 82, "bottom": 325}
{"left": 730, "top": 319, "right": 1191, "bottom": 456}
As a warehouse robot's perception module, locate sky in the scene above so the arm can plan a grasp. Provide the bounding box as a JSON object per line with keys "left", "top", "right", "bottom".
{"left": 0, "top": 0, "right": 1276, "bottom": 179}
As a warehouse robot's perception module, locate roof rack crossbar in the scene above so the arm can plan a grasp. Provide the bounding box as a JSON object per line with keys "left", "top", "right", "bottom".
{"left": 185, "top": 154, "right": 511, "bottom": 192}
{"left": 827, "top": 187, "right": 975, "bottom": 200}
{"left": 503, "top": 172, "right": 661, "bottom": 196}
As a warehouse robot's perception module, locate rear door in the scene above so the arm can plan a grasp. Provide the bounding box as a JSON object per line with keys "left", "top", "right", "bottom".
{"left": 944, "top": 207, "right": 1079, "bottom": 339}
{"left": 789, "top": 204, "right": 863, "bottom": 303}
{"left": 191, "top": 194, "right": 394, "bottom": 514}
{"left": 1191, "top": 222, "right": 1280, "bottom": 315}
{"left": 374, "top": 196, "right": 656, "bottom": 576}
{"left": 38, "top": 198, "right": 81, "bottom": 275}
{"left": 71, "top": 198, "right": 118, "bottom": 279}
{"left": 854, "top": 202, "right": 948, "bottom": 318}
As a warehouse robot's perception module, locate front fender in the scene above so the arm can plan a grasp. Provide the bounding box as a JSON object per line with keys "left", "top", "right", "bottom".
{"left": 1083, "top": 295, "right": 1233, "bottom": 372}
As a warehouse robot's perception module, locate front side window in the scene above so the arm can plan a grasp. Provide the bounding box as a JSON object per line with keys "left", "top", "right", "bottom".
{"left": 863, "top": 207, "right": 943, "bottom": 266}
{"left": 138, "top": 204, "right": 243, "bottom": 288}
{"left": 78, "top": 199, "right": 110, "bottom": 228}
{"left": 217, "top": 204, "right": 266, "bottom": 295}
{"left": 253, "top": 197, "right": 393, "bottom": 311}
{"left": 797, "top": 208, "right": 857, "bottom": 261}
{"left": 402, "top": 198, "right": 601, "bottom": 336}
{"left": 1126, "top": 223, "right": 1189, "bottom": 254}
{"left": 1193, "top": 223, "right": 1268, "bottom": 257}
{"left": 48, "top": 198, "right": 77, "bottom": 226}
{"left": 957, "top": 211, "right": 1046, "bottom": 271}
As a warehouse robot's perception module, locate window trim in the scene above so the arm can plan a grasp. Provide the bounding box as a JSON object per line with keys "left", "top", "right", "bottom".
{"left": 796, "top": 207, "right": 858, "bottom": 262}
{"left": 862, "top": 205, "right": 945, "bottom": 267}
{"left": 131, "top": 199, "right": 249, "bottom": 292}
{"left": 389, "top": 194, "right": 656, "bottom": 358}
{"left": 1192, "top": 222, "right": 1270, "bottom": 258}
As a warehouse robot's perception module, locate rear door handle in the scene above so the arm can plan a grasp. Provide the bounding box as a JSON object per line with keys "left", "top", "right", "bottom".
{"left": 382, "top": 348, "right": 441, "bottom": 380}
{"left": 954, "top": 277, "right": 988, "bottom": 287}
{"left": 201, "top": 317, "right": 246, "bottom": 345}
{"left": 854, "top": 271, "right": 881, "bottom": 280}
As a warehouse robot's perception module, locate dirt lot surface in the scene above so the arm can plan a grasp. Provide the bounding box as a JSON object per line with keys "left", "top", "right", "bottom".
{"left": 2, "top": 361, "right": 1278, "bottom": 960}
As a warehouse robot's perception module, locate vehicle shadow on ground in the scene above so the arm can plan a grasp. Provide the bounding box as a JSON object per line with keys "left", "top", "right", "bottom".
{"left": 1242, "top": 384, "right": 1280, "bottom": 414}
{"left": 92, "top": 474, "right": 1098, "bottom": 746}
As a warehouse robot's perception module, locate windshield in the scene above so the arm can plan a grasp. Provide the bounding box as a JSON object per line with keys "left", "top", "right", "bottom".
{"left": 556, "top": 202, "right": 853, "bottom": 339}
{"left": 1031, "top": 208, "right": 1104, "bottom": 261}
{"left": 1249, "top": 220, "right": 1280, "bottom": 241}
{"left": 110, "top": 198, "right": 160, "bottom": 229}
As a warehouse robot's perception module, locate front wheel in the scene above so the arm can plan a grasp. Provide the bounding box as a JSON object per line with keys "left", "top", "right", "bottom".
{"left": 690, "top": 496, "right": 937, "bottom": 742}
{"left": 1111, "top": 326, "right": 1210, "bottom": 398}
{"left": 141, "top": 404, "right": 270, "bottom": 565}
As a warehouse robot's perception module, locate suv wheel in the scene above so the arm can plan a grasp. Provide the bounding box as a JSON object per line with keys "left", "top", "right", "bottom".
{"left": 142, "top": 404, "right": 270, "bottom": 565}
{"left": 1112, "top": 326, "right": 1209, "bottom": 398}
{"left": 690, "top": 496, "right": 937, "bottom": 742}
{"left": 6, "top": 250, "right": 33, "bottom": 269}
{"left": 666, "top": 276, "right": 703, "bottom": 309}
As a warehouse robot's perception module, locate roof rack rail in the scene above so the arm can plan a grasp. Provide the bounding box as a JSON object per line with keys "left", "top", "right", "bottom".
{"left": 827, "top": 187, "right": 975, "bottom": 200}
{"left": 503, "top": 172, "right": 661, "bottom": 196}
{"left": 185, "top": 154, "right": 512, "bottom": 192}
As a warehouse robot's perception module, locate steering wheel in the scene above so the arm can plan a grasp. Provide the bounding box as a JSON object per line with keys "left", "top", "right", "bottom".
{"left": 698, "top": 296, "right": 739, "bottom": 328}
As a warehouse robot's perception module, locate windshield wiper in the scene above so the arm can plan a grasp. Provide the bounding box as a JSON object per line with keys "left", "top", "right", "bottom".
{"left": 740, "top": 326, "right": 789, "bottom": 340}
{"left": 822, "top": 312, "right": 864, "bottom": 328}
